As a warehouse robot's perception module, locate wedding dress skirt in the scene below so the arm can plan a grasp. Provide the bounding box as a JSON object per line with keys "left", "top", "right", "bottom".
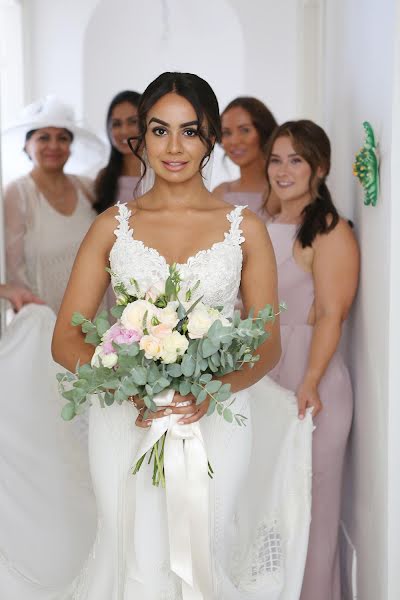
{"left": 0, "top": 305, "right": 96, "bottom": 599}
{"left": 68, "top": 377, "right": 313, "bottom": 600}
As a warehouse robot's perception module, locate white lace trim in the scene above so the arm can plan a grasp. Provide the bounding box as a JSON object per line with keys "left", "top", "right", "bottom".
{"left": 112, "top": 202, "right": 246, "bottom": 264}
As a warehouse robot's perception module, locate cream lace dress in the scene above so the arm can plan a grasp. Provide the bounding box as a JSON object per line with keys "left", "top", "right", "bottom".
{"left": 4, "top": 174, "right": 96, "bottom": 314}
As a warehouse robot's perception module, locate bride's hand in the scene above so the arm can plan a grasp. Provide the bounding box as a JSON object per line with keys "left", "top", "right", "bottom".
{"left": 132, "top": 393, "right": 209, "bottom": 428}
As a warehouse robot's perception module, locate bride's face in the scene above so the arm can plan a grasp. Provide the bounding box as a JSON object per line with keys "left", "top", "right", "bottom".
{"left": 145, "top": 92, "right": 208, "bottom": 184}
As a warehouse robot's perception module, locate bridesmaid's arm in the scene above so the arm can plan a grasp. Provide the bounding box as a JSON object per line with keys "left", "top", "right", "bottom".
{"left": 297, "top": 219, "right": 359, "bottom": 418}
{"left": 51, "top": 209, "right": 117, "bottom": 372}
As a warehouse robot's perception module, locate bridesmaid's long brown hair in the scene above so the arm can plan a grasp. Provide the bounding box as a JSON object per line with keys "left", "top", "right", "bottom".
{"left": 264, "top": 120, "right": 339, "bottom": 247}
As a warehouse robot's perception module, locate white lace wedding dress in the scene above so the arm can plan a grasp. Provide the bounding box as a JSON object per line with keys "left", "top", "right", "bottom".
{"left": 64, "top": 203, "right": 313, "bottom": 600}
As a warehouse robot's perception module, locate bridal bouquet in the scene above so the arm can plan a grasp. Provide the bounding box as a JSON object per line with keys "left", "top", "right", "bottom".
{"left": 58, "top": 264, "right": 278, "bottom": 486}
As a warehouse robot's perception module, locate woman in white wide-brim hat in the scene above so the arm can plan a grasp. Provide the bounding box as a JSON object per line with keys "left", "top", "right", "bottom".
{"left": 2, "top": 95, "right": 106, "bottom": 312}
{"left": 0, "top": 96, "right": 100, "bottom": 598}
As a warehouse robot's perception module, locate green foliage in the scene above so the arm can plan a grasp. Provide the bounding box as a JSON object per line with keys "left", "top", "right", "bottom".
{"left": 59, "top": 302, "right": 278, "bottom": 430}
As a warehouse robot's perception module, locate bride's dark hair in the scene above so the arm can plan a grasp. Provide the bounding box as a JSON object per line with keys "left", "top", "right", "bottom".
{"left": 128, "top": 72, "right": 221, "bottom": 183}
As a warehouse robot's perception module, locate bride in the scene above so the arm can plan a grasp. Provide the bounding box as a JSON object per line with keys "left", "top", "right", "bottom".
{"left": 52, "top": 72, "right": 313, "bottom": 600}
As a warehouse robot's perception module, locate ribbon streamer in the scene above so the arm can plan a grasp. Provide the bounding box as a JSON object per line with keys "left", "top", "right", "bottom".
{"left": 130, "top": 389, "right": 212, "bottom": 599}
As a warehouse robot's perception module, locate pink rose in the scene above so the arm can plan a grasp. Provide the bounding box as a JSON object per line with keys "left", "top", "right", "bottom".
{"left": 102, "top": 323, "right": 141, "bottom": 354}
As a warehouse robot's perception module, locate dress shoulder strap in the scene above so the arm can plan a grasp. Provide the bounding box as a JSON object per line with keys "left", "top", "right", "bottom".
{"left": 226, "top": 205, "right": 246, "bottom": 245}
{"left": 113, "top": 202, "right": 133, "bottom": 239}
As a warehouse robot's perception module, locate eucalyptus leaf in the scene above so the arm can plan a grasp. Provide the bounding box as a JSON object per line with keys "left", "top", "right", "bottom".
{"left": 167, "top": 363, "right": 182, "bottom": 378}
{"left": 207, "top": 398, "right": 216, "bottom": 416}
{"left": 205, "top": 380, "right": 222, "bottom": 394}
{"left": 85, "top": 330, "right": 101, "bottom": 346}
{"left": 61, "top": 402, "right": 76, "bottom": 421}
{"left": 121, "top": 379, "right": 139, "bottom": 396}
{"left": 71, "top": 312, "right": 86, "bottom": 326}
{"left": 199, "top": 373, "right": 212, "bottom": 385}
{"left": 131, "top": 366, "right": 147, "bottom": 386}
{"left": 179, "top": 380, "right": 191, "bottom": 396}
{"left": 114, "top": 388, "right": 128, "bottom": 404}
{"left": 104, "top": 391, "right": 115, "bottom": 406}
{"left": 157, "top": 377, "right": 171, "bottom": 389}
{"left": 111, "top": 304, "right": 125, "bottom": 319}
{"left": 181, "top": 354, "right": 195, "bottom": 377}
{"left": 223, "top": 408, "right": 233, "bottom": 423}
{"left": 202, "top": 339, "right": 219, "bottom": 358}
{"left": 196, "top": 388, "right": 208, "bottom": 404}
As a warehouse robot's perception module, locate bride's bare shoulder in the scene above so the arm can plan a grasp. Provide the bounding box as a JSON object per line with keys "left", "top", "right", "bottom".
{"left": 240, "top": 208, "right": 270, "bottom": 243}
{"left": 85, "top": 205, "right": 122, "bottom": 247}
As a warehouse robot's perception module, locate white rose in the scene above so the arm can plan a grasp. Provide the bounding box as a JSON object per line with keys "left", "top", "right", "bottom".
{"left": 91, "top": 345, "right": 102, "bottom": 368}
{"left": 91, "top": 346, "right": 118, "bottom": 369}
{"left": 187, "top": 303, "right": 215, "bottom": 339}
{"left": 121, "top": 299, "right": 159, "bottom": 334}
{"left": 158, "top": 304, "right": 179, "bottom": 329}
{"left": 139, "top": 334, "right": 163, "bottom": 360}
{"left": 160, "top": 331, "right": 189, "bottom": 364}
{"left": 101, "top": 352, "right": 118, "bottom": 369}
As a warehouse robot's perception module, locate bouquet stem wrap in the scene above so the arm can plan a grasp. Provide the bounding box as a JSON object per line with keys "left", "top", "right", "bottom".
{"left": 130, "top": 389, "right": 212, "bottom": 599}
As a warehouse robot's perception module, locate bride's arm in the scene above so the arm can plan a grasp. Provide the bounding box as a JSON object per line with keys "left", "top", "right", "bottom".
{"left": 51, "top": 209, "right": 117, "bottom": 371}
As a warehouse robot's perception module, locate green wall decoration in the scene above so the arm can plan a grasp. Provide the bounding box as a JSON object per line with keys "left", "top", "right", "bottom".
{"left": 353, "top": 121, "right": 379, "bottom": 207}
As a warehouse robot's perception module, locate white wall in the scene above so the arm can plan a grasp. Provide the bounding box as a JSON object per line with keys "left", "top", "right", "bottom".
{"left": 323, "top": 1, "right": 398, "bottom": 598}
{"left": 18, "top": 0, "right": 301, "bottom": 187}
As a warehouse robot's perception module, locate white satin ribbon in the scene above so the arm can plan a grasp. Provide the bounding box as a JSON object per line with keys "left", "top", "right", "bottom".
{"left": 130, "top": 389, "right": 212, "bottom": 599}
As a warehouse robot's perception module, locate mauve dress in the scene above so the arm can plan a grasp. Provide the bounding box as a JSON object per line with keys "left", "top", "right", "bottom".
{"left": 267, "top": 223, "right": 353, "bottom": 600}
{"left": 116, "top": 175, "right": 140, "bottom": 204}
{"left": 223, "top": 188, "right": 269, "bottom": 223}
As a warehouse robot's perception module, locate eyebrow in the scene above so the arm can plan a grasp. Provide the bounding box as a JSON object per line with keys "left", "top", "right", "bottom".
{"left": 222, "top": 122, "right": 252, "bottom": 130}
{"left": 271, "top": 152, "right": 300, "bottom": 157}
{"left": 148, "top": 117, "right": 199, "bottom": 128}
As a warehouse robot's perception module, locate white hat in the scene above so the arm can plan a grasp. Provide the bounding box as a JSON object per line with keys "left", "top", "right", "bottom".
{"left": 1, "top": 95, "right": 107, "bottom": 184}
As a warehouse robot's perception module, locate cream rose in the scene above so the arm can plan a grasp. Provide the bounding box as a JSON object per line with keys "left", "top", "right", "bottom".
{"left": 101, "top": 352, "right": 118, "bottom": 368}
{"left": 139, "top": 334, "right": 163, "bottom": 360}
{"left": 91, "top": 346, "right": 118, "bottom": 369}
{"left": 187, "top": 303, "right": 215, "bottom": 339}
{"left": 121, "top": 300, "right": 159, "bottom": 334}
{"left": 150, "top": 323, "right": 173, "bottom": 339}
{"left": 160, "top": 331, "right": 189, "bottom": 364}
{"left": 158, "top": 304, "right": 179, "bottom": 329}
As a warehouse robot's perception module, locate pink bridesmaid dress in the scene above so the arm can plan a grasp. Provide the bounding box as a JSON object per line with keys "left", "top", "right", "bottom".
{"left": 267, "top": 223, "right": 353, "bottom": 600}
{"left": 222, "top": 182, "right": 269, "bottom": 223}
{"left": 116, "top": 175, "right": 140, "bottom": 204}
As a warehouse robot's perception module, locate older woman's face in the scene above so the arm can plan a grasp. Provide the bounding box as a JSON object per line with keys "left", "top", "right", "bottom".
{"left": 25, "top": 127, "right": 72, "bottom": 171}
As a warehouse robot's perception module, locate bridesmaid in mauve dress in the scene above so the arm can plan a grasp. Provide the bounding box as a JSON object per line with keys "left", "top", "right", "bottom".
{"left": 265, "top": 120, "right": 359, "bottom": 600}
{"left": 94, "top": 90, "right": 142, "bottom": 311}
{"left": 213, "top": 96, "right": 280, "bottom": 221}
{"left": 94, "top": 90, "right": 142, "bottom": 213}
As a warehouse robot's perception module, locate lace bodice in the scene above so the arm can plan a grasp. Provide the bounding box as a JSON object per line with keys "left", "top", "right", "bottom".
{"left": 109, "top": 203, "right": 246, "bottom": 317}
